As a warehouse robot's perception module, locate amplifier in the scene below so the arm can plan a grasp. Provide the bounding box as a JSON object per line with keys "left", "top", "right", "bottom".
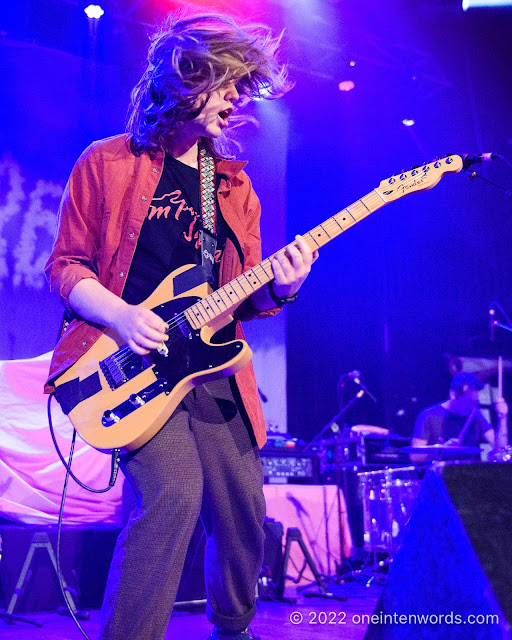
{"left": 260, "top": 451, "right": 317, "bottom": 483}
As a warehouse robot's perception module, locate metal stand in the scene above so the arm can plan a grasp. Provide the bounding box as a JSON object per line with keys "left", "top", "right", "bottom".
{"left": 339, "top": 555, "right": 391, "bottom": 587}
{"left": 0, "top": 531, "right": 42, "bottom": 627}
{"left": 303, "top": 395, "right": 362, "bottom": 584}
{"left": 278, "top": 528, "right": 347, "bottom": 601}
{"left": 0, "top": 611, "right": 43, "bottom": 627}
{"left": 5, "top": 531, "right": 86, "bottom": 620}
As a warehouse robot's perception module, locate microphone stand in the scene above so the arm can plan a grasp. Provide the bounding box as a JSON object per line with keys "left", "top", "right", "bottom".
{"left": 493, "top": 321, "right": 512, "bottom": 335}
{"left": 301, "top": 389, "right": 370, "bottom": 599}
{"left": 487, "top": 313, "right": 512, "bottom": 456}
{"left": 303, "top": 393, "right": 362, "bottom": 453}
{"left": 463, "top": 155, "right": 512, "bottom": 200}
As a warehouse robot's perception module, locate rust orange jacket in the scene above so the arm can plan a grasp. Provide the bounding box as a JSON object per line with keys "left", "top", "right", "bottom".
{"left": 45, "top": 134, "right": 278, "bottom": 448}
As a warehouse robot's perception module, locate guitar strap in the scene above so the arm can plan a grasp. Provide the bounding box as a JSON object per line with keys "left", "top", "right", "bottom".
{"left": 54, "top": 148, "right": 220, "bottom": 414}
{"left": 172, "top": 147, "right": 218, "bottom": 296}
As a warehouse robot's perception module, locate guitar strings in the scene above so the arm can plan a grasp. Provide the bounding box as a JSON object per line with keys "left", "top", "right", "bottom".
{"left": 110, "top": 160, "right": 451, "bottom": 367}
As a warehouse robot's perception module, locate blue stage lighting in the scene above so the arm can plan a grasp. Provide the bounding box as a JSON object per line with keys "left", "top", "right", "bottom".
{"left": 463, "top": 0, "right": 512, "bottom": 9}
{"left": 84, "top": 4, "right": 104, "bottom": 19}
{"left": 402, "top": 118, "right": 415, "bottom": 127}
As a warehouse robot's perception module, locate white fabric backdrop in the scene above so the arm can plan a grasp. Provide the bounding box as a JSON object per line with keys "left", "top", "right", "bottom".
{"left": 0, "top": 352, "right": 123, "bottom": 525}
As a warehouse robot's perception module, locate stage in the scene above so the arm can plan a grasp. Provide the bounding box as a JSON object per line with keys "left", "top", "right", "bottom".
{"left": 1, "top": 1, "right": 512, "bottom": 639}
{"left": 0, "top": 583, "right": 382, "bottom": 640}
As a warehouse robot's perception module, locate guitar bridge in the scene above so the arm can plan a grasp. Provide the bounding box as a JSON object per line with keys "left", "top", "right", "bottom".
{"left": 102, "top": 378, "right": 169, "bottom": 427}
{"left": 100, "top": 349, "right": 148, "bottom": 389}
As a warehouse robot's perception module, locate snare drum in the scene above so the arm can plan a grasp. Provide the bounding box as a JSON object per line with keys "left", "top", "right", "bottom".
{"left": 358, "top": 466, "right": 423, "bottom": 555}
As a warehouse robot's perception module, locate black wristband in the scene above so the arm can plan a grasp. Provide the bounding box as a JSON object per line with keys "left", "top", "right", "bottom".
{"left": 269, "top": 282, "right": 298, "bottom": 308}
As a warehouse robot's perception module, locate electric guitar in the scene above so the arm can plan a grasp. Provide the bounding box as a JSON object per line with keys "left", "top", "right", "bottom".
{"left": 53, "top": 155, "right": 463, "bottom": 452}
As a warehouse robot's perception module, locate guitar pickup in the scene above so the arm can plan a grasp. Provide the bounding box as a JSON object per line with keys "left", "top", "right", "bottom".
{"left": 102, "top": 378, "right": 169, "bottom": 427}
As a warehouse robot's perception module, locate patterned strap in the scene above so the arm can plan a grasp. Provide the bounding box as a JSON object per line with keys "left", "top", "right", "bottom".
{"left": 199, "top": 147, "right": 216, "bottom": 234}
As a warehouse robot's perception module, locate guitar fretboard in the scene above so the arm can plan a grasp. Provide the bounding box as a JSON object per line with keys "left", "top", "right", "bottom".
{"left": 184, "top": 190, "right": 387, "bottom": 330}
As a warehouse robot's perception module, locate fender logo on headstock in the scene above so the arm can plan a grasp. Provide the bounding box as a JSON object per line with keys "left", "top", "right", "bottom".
{"left": 396, "top": 174, "right": 429, "bottom": 194}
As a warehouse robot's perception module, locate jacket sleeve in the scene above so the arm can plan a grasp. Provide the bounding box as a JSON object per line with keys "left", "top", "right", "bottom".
{"left": 234, "top": 175, "right": 281, "bottom": 322}
{"left": 45, "top": 145, "right": 103, "bottom": 311}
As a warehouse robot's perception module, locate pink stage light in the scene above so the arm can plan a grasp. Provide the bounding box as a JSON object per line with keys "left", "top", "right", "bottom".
{"left": 338, "top": 80, "right": 355, "bottom": 92}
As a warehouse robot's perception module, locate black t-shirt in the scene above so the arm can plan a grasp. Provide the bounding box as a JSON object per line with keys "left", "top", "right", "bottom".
{"left": 413, "top": 403, "right": 491, "bottom": 446}
{"left": 123, "top": 153, "right": 228, "bottom": 305}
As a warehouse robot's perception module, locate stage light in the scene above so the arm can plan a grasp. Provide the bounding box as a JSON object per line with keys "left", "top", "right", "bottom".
{"left": 84, "top": 4, "right": 104, "bottom": 19}
{"left": 349, "top": 61, "right": 356, "bottom": 67}
{"left": 463, "top": 0, "right": 512, "bottom": 9}
{"left": 338, "top": 80, "right": 355, "bottom": 92}
{"left": 402, "top": 118, "right": 415, "bottom": 127}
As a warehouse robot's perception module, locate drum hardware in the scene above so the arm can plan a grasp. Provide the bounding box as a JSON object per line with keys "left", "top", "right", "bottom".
{"left": 487, "top": 446, "right": 512, "bottom": 462}
{"left": 401, "top": 444, "right": 482, "bottom": 460}
{"left": 357, "top": 466, "right": 424, "bottom": 559}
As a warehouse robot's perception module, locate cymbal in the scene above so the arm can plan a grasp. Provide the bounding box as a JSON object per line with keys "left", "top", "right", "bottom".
{"left": 351, "top": 425, "right": 390, "bottom": 436}
{"left": 401, "top": 444, "right": 481, "bottom": 455}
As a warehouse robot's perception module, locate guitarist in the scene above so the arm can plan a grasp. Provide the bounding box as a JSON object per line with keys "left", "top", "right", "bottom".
{"left": 44, "top": 13, "right": 317, "bottom": 640}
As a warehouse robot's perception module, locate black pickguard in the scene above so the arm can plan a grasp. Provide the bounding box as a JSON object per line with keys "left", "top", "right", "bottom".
{"left": 149, "top": 296, "right": 243, "bottom": 388}
{"left": 99, "top": 296, "right": 244, "bottom": 427}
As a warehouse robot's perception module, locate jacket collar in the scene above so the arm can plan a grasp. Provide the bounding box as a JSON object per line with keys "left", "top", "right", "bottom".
{"left": 215, "top": 158, "right": 248, "bottom": 180}
{"left": 123, "top": 137, "right": 247, "bottom": 180}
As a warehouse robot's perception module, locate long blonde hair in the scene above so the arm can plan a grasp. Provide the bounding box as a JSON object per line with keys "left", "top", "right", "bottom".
{"left": 127, "top": 13, "right": 292, "bottom": 157}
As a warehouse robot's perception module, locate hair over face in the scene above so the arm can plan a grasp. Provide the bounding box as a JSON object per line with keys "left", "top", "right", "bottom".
{"left": 127, "top": 14, "right": 292, "bottom": 157}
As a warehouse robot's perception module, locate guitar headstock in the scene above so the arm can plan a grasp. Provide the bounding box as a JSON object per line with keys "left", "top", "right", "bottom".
{"left": 375, "top": 155, "right": 463, "bottom": 203}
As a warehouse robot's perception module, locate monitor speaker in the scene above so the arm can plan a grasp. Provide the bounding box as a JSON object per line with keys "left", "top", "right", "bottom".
{"left": 364, "top": 462, "right": 512, "bottom": 640}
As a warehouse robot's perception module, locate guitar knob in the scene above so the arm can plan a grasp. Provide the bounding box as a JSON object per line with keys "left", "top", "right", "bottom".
{"left": 102, "top": 410, "right": 121, "bottom": 426}
{"left": 129, "top": 394, "right": 145, "bottom": 406}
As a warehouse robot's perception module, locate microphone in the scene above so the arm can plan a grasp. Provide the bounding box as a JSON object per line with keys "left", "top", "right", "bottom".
{"left": 462, "top": 153, "right": 502, "bottom": 168}
{"left": 343, "top": 370, "right": 378, "bottom": 403}
{"left": 489, "top": 305, "right": 496, "bottom": 342}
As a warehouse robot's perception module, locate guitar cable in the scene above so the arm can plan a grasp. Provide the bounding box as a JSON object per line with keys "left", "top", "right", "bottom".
{"left": 48, "top": 392, "right": 121, "bottom": 639}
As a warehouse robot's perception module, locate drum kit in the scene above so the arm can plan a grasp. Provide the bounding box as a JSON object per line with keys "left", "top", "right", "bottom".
{"left": 316, "top": 424, "right": 485, "bottom": 559}
{"left": 315, "top": 348, "right": 512, "bottom": 562}
{"left": 342, "top": 427, "right": 511, "bottom": 559}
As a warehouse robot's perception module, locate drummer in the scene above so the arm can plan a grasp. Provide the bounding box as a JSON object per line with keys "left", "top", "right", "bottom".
{"left": 410, "top": 372, "right": 508, "bottom": 464}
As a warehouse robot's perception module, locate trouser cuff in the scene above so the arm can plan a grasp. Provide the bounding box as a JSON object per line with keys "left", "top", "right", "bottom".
{"left": 206, "top": 602, "right": 257, "bottom": 633}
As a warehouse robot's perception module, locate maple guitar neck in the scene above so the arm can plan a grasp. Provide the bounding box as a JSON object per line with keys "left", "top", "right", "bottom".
{"left": 52, "top": 155, "right": 463, "bottom": 454}
{"left": 184, "top": 156, "right": 463, "bottom": 331}
{"left": 184, "top": 192, "right": 384, "bottom": 330}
